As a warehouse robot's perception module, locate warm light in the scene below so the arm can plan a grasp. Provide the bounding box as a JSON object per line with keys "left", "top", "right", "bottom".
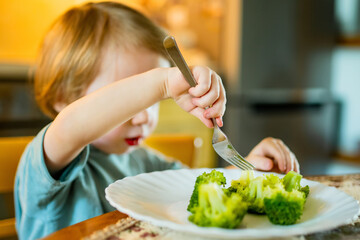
{"left": 0, "top": 0, "right": 146, "bottom": 64}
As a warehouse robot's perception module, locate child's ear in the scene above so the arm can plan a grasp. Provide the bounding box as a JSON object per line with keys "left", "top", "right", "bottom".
{"left": 53, "top": 102, "right": 67, "bottom": 113}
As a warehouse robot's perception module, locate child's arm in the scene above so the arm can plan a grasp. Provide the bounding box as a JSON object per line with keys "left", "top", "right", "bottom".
{"left": 44, "top": 66, "right": 225, "bottom": 174}
{"left": 246, "top": 137, "right": 299, "bottom": 173}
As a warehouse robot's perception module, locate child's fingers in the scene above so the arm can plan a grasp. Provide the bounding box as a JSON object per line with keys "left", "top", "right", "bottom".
{"left": 247, "top": 155, "right": 274, "bottom": 171}
{"left": 277, "top": 139, "right": 292, "bottom": 173}
{"left": 188, "top": 66, "right": 212, "bottom": 97}
{"left": 203, "top": 96, "right": 225, "bottom": 118}
{"left": 202, "top": 82, "right": 226, "bottom": 119}
{"left": 173, "top": 66, "right": 226, "bottom": 129}
{"left": 291, "top": 151, "right": 300, "bottom": 173}
{"left": 189, "top": 107, "right": 214, "bottom": 128}
{"left": 215, "top": 116, "right": 223, "bottom": 127}
{"left": 273, "top": 139, "right": 290, "bottom": 172}
{"left": 246, "top": 137, "right": 299, "bottom": 173}
{"left": 173, "top": 94, "right": 197, "bottom": 112}
{"left": 276, "top": 139, "right": 299, "bottom": 173}
{"left": 191, "top": 73, "right": 220, "bottom": 108}
{"left": 256, "top": 138, "right": 286, "bottom": 172}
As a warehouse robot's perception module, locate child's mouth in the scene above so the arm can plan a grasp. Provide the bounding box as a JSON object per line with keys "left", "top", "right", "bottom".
{"left": 125, "top": 137, "right": 141, "bottom": 146}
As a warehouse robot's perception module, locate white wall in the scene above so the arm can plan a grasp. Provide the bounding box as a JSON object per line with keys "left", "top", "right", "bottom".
{"left": 331, "top": 47, "right": 360, "bottom": 155}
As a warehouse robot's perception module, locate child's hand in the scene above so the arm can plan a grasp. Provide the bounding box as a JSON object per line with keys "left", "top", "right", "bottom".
{"left": 246, "top": 137, "right": 299, "bottom": 173}
{"left": 166, "top": 66, "right": 226, "bottom": 128}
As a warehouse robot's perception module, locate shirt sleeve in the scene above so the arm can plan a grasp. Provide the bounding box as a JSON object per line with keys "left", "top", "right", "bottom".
{"left": 16, "top": 124, "right": 90, "bottom": 216}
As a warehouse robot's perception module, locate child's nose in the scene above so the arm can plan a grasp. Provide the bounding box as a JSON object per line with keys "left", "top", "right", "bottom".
{"left": 131, "top": 110, "right": 149, "bottom": 125}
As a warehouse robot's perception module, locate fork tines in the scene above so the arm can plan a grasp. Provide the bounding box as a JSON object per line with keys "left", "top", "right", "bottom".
{"left": 228, "top": 155, "right": 254, "bottom": 171}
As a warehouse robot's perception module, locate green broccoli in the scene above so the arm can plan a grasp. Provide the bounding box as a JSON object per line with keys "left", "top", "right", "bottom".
{"left": 247, "top": 176, "right": 266, "bottom": 214}
{"left": 228, "top": 170, "right": 309, "bottom": 223}
{"left": 264, "top": 173, "right": 282, "bottom": 187}
{"left": 262, "top": 171, "right": 308, "bottom": 225}
{"left": 187, "top": 170, "right": 226, "bottom": 213}
{"left": 282, "top": 171, "right": 302, "bottom": 191}
{"left": 282, "top": 171, "right": 310, "bottom": 197}
{"left": 229, "top": 171, "right": 267, "bottom": 214}
{"left": 188, "top": 183, "right": 248, "bottom": 228}
{"left": 188, "top": 170, "right": 310, "bottom": 227}
{"left": 228, "top": 170, "right": 254, "bottom": 197}
{"left": 263, "top": 186, "right": 306, "bottom": 225}
{"left": 300, "top": 185, "right": 310, "bottom": 198}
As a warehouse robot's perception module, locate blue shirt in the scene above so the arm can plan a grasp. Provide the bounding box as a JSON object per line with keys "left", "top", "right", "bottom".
{"left": 14, "top": 125, "right": 182, "bottom": 240}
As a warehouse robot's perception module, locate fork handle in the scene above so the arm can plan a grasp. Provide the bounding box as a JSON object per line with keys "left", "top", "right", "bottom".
{"left": 163, "top": 36, "right": 217, "bottom": 127}
{"left": 163, "top": 36, "right": 197, "bottom": 87}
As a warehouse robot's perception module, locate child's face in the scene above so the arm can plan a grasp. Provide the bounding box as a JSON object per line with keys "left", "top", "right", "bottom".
{"left": 85, "top": 47, "right": 171, "bottom": 154}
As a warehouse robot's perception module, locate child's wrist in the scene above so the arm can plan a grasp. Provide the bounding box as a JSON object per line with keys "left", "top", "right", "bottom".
{"left": 152, "top": 67, "right": 170, "bottom": 100}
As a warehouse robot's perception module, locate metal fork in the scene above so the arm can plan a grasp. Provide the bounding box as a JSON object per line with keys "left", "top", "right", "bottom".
{"left": 163, "top": 36, "right": 254, "bottom": 171}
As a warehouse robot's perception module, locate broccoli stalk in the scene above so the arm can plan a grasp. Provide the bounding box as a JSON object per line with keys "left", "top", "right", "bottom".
{"left": 247, "top": 176, "right": 266, "bottom": 214}
{"left": 188, "top": 183, "right": 248, "bottom": 228}
{"left": 187, "top": 170, "right": 226, "bottom": 213}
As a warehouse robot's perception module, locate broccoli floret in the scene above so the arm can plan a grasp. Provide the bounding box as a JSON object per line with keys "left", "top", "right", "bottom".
{"left": 264, "top": 173, "right": 282, "bottom": 187}
{"left": 187, "top": 170, "right": 226, "bottom": 213}
{"left": 229, "top": 171, "right": 266, "bottom": 214}
{"left": 264, "top": 186, "right": 306, "bottom": 225}
{"left": 231, "top": 170, "right": 254, "bottom": 189}
{"left": 282, "top": 171, "right": 310, "bottom": 197}
{"left": 229, "top": 170, "right": 309, "bottom": 219}
{"left": 229, "top": 170, "right": 254, "bottom": 199}
{"left": 188, "top": 170, "right": 310, "bottom": 228}
{"left": 263, "top": 171, "right": 309, "bottom": 225}
{"left": 237, "top": 174, "right": 281, "bottom": 214}
{"left": 282, "top": 171, "right": 302, "bottom": 191}
{"left": 300, "top": 185, "right": 310, "bottom": 198}
{"left": 188, "top": 183, "right": 248, "bottom": 228}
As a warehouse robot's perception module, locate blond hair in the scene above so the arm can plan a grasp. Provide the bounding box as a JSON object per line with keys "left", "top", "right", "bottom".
{"left": 34, "top": 1, "right": 169, "bottom": 118}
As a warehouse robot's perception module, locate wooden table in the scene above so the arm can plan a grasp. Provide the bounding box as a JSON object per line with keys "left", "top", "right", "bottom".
{"left": 41, "top": 174, "right": 360, "bottom": 240}
{"left": 41, "top": 211, "right": 128, "bottom": 240}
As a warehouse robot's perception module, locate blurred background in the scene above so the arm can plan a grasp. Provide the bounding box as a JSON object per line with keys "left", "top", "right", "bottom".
{"left": 0, "top": 0, "right": 359, "bottom": 175}
{"left": 1, "top": 0, "right": 360, "bottom": 239}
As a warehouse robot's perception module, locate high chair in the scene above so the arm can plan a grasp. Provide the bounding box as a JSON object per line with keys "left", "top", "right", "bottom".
{"left": 0, "top": 136, "right": 33, "bottom": 239}
{"left": 144, "top": 134, "right": 196, "bottom": 168}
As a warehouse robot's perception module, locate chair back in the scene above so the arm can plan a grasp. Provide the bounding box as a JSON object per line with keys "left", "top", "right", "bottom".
{"left": 0, "top": 136, "right": 33, "bottom": 192}
{"left": 0, "top": 136, "right": 33, "bottom": 239}
{"left": 144, "top": 134, "right": 196, "bottom": 167}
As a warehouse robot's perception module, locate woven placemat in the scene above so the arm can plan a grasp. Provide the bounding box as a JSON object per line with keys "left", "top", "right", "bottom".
{"left": 84, "top": 174, "right": 360, "bottom": 240}
{"left": 304, "top": 174, "right": 360, "bottom": 240}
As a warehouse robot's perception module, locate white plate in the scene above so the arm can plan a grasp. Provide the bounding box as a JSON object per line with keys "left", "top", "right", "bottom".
{"left": 105, "top": 168, "right": 360, "bottom": 239}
